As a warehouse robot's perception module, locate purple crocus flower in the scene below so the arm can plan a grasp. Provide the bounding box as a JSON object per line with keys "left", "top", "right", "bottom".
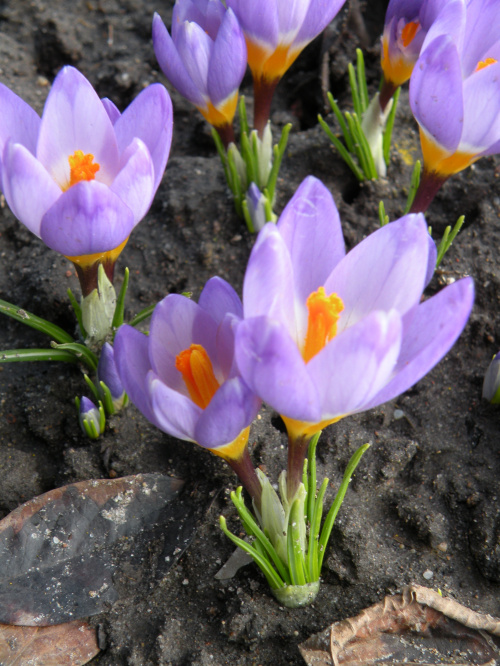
{"left": 0, "top": 66, "right": 173, "bottom": 296}
{"left": 114, "top": 277, "right": 262, "bottom": 503}
{"left": 152, "top": 0, "right": 247, "bottom": 148}
{"left": 380, "top": 0, "right": 466, "bottom": 110}
{"left": 226, "top": 0, "right": 347, "bottom": 133}
{"left": 235, "top": 177, "right": 474, "bottom": 499}
{"left": 78, "top": 396, "right": 104, "bottom": 439}
{"left": 409, "top": 0, "right": 500, "bottom": 212}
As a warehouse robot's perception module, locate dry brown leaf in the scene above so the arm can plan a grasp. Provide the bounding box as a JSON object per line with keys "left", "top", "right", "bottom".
{"left": 299, "top": 584, "right": 500, "bottom": 666}
{"left": 0, "top": 619, "right": 99, "bottom": 665}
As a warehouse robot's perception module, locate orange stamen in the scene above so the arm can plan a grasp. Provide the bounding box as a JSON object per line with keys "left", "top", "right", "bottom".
{"left": 68, "top": 150, "right": 100, "bottom": 187}
{"left": 401, "top": 20, "right": 419, "bottom": 48}
{"left": 302, "top": 287, "right": 344, "bottom": 364}
{"left": 475, "top": 57, "right": 497, "bottom": 72}
{"left": 175, "top": 344, "right": 220, "bottom": 409}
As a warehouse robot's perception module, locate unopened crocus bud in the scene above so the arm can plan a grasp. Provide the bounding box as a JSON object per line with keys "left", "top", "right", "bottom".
{"left": 245, "top": 184, "right": 269, "bottom": 233}
{"left": 77, "top": 396, "right": 105, "bottom": 439}
{"left": 97, "top": 342, "right": 127, "bottom": 412}
{"left": 482, "top": 352, "right": 500, "bottom": 404}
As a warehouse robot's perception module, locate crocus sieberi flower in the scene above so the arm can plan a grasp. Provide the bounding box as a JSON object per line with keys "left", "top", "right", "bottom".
{"left": 409, "top": 0, "right": 500, "bottom": 212}
{"left": 153, "top": 0, "right": 247, "bottom": 148}
{"left": 114, "top": 277, "right": 262, "bottom": 504}
{"left": 97, "top": 342, "right": 127, "bottom": 412}
{"left": 235, "top": 176, "right": 474, "bottom": 501}
{"left": 0, "top": 66, "right": 173, "bottom": 297}
{"left": 380, "top": 0, "right": 466, "bottom": 110}
{"left": 226, "top": 0, "right": 346, "bottom": 134}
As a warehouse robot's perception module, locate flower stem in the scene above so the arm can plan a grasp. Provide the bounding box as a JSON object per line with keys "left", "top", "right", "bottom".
{"left": 215, "top": 122, "right": 235, "bottom": 150}
{"left": 226, "top": 445, "right": 262, "bottom": 512}
{"left": 379, "top": 79, "right": 397, "bottom": 113}
{"left": 287, "top": 433, "right": 310, "bottom": 503}
{"left": 409, "top": 169, "right": 448, "bottom": 213}
{"left": 253, "top": 76, "right": 279, "bottom": 136}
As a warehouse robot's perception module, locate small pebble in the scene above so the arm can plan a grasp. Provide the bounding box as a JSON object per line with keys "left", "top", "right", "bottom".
{"left": 423, "top": 569, "right": 434, "bottom": 580}
{"left": 182, "top": 578, "right": 189, "bottom": 586}
{"left": 437, "top": 542, "right": 448, "bottom": 552}
{"left": 394, "top": 409, "right": 404, "bottom": 420}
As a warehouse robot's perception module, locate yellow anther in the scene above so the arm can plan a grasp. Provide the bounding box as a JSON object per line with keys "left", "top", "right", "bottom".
{"left": 302, "top": 287, "right": 344, "bottom": 363}
{"left": 176, "top": 344, "right": 220, "bottom": 409}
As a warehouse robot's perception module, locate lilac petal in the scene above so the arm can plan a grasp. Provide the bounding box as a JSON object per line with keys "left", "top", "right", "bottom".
{"left": 308, "top": 310, "right": 402, "bottom": 419}
{"left": 149, "top": 294, "right": 219, "bottom": 390}
{"left": 36, "top": 66, "right": 120, "bottom": 188}
{"left": 1, "top": 141, "right": 60, "bottom": 237}
{"left": 175, "top": 21, "right": 212, "bottom": 100}
{"left": 364, "top": 277, "right": 474, "bottom": 409}
{"left": 277, "top": 176, "right": 345, "bottom": 305}
{"left": 325, "top": 215, "right": 430, "bottom": 331}
{"left": 40, "top": 180, "right": 134, "bottom": 256}
{"left": 462, "top": 62, "right": 500, "bottom": 153}
{"left": 101, "top": 97, "right": 121, "bottom": 125}
{"left": 216, "top": 313, "right": 239, "bottom": 379}
{"left": 152, "top": 13, "right": 206, "bottom": 107}
{"left": 207, "top": 9, "right": 246, "bottom": 106}
{"left": 385, "top": 0, "right": 422, "bottom": 24}
{"left": 275, "top": 0, "right": 309, "bottom": 42}
{"left": 149, "top": 372, "right": 200, "bottom": 442}
{"left": 295, "top": 0, "right": 347, "bottom": 47}
{"left": 243, "top": 223, "right": 296, "bottom": 340}
{"left": 425, "top": 231, "right": 438, "bottom": 286}
{"left": 462, "top": 0, "right": 500, "bottom": 76}
{"left": 113, "top": 83, "right": 173, "bottom": 192}
{"left": 410, "top": 35, "right": 464, "bottom": 153}
{"left": 226, "top": 0, "right": 279, "bottom": 47}
{"left": 97, "top": 342, "right": 124, "bottom": 400}
{"left": 235, "top": 317, "right": 322, "bottom": 423}
{"left": 172, "top": 0, "right": 225, "bottom": 42}
{"left": 195, "top": 377, "right": 261, "bottom": 448}
{"left": 110, "top": 138, "right": 155, "bottom": 224}
{"left": 421, "top": 0, "right": 466, "bottom": 53}
{"left": 0, "top": 83, "right": 40, "bottom": 180}
{"left": 199, "top": 276, "right": 243, "bottom": 324}
{"left": 114, "top": 324, "right": 159, "bottom": 427}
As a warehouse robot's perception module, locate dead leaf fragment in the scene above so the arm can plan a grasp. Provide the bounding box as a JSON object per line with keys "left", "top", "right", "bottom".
{"left": 300, "top": 584, "right": 500, "bottom": 665}
{"left": 0, "top": 619, "right": 99, "bottom": 665}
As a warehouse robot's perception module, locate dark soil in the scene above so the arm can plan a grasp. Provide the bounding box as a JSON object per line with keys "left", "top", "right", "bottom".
{"left": 0, "top": 1, "right": 499, "bottom": 665}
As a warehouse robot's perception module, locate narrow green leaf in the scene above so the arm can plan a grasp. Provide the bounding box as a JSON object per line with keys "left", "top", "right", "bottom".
{"left": 219, "top": 516, "right": 285, "bottom": 590}
{"left": 238, "top": 95, "right": 249, "bottom": 135}
{"left": 307, "top": 478, "right": 329, "bottom": 582}
{"left": 318, "top": 443, "right": 370, "bottom": 572}
{"left": 0, "top": 348, "right": 79, "bottom": 363}
{"left": 231, "top": 488, "right": 291, "bottom": 584}
{"left": 112, "top": 267, "right": 129, "bottom": 331}
{"left": 404, "top": 160, "right": 422, "bottom": 214}
{"left": 241, "top": 197, "right": 255, "bottom": 234}
{"left": 351, "top": 113, "right": 377, "bottom": 179}
{"left": 51, "top": 341, "right": 98, "bottom": 372}
{"left": 287, "top": 498, "right": 307, "bottom": 585}
{"left": 306, "top": 432, "right": 321, "bottom": 528}
{"left": 0, "top": 298, "right": 74, "bottom": 344}
{"left": 436, "top": 215, "right": 465, "bottom": 267}
{"left": 67, "top": 288, "right": 87, "bottom": 339}
{"left": 348, "top": 62, "right": 362, "bottom": 117}
{"left": 266, "top": 123, "right": 291, "bottom": 204}
{"left": 356, "top": 49, "right": 369, "bottom": 113}
{"left": 383, "top": 87, "right": 400, "bottom": 166}
{"left": 318, "top": 115, "right": 365, "bottom": 181}
{"left": 83, "top": 374, "right": 100, "bottom": 402}
{"left": 326, "top": 93, "right": 353, "bottom": 150}
{"left": 129, "top": 304, "right": 155, "bottom": 327}
{"left": 379, "top": 200, "right": 390, "bottom": 226}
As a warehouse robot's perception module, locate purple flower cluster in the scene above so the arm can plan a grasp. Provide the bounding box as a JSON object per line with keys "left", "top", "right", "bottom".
{"left": 115, "top": 177, "right": 473, "bottom": 502}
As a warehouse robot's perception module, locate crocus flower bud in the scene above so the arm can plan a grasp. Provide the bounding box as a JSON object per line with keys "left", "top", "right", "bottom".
{"left": 153, "top": 1, "right": 247, "bottom": 148}
{"left": 245, "top": 184, "right": 269, "bottom": 233}
{"left": 97, "top": 342, "right": 127, "bottom": 412}
{"left": 78, "top": 396, "right": 105, "bottom": 439}
{"left": 482, "top": 352, "right": 500, "bottom": 404}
